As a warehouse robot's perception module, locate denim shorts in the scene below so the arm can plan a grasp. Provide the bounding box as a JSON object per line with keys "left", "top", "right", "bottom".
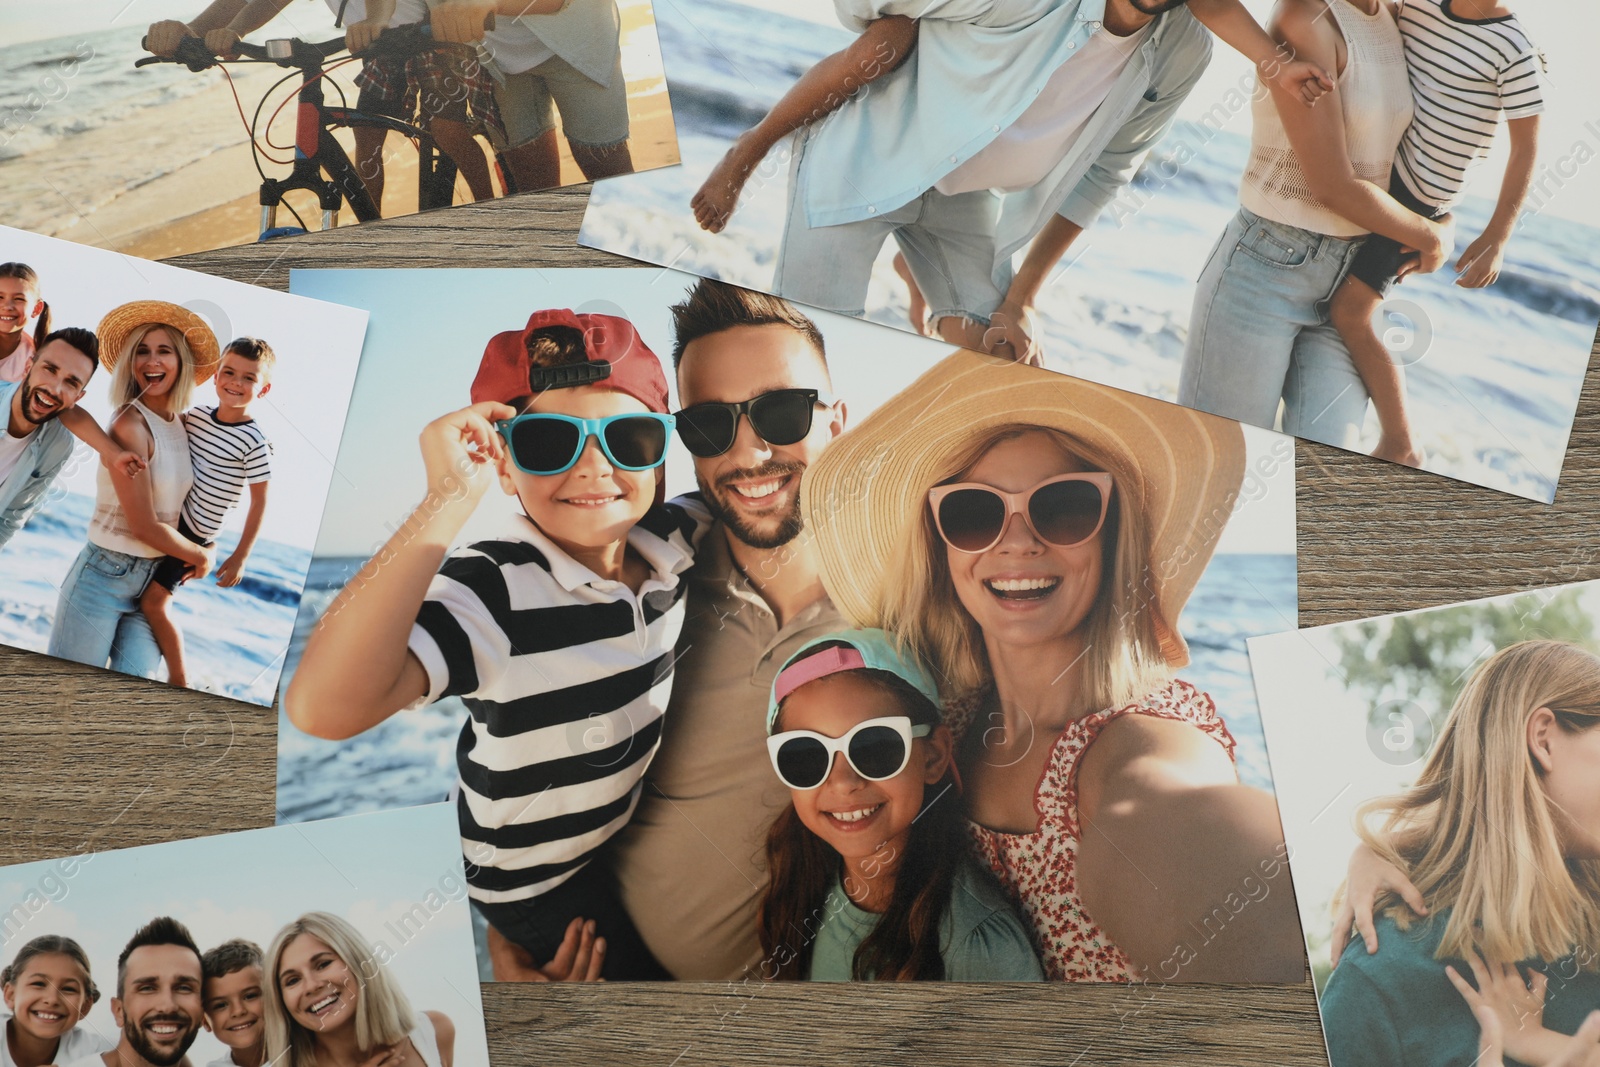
{"left": 1178, "top": 206, "right": 1372, "bottom": 449}
{"left": 774, "top": 127, "right": 1009, "bottom": 324}
{"left": 47, "top": 542, "right": 162, "bottom": 677}
{"left": 494, "top": 53, "right": 629, "bottom": 149}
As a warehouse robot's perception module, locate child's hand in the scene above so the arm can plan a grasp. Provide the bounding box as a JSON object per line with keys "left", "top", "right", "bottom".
{"left": 1455, "top": 231, "right": 1508, "bottom": 289}
{"left": 487, "top": 918, "right": 606, "bottom": 982}
{"left": 203, "top": 28, "right": 243, "bottom": 57}
{"left": 145, "top": 20, "right": 196, "bottom": 55}
{"left": 216, "top": 554, "right": 247, "bottom": 588}
{"left": 1269, "top": 58, "right": 1334, "bottom": 106}
{"left": 346, "top": 17, "right": 387, "bottom": 55}
{"left": 1474, "top": 1006, "right": 1600, "bottom": 1067}
{"left": 107, "top": 449, "right": 146, "bottom": 479}
{"left": 418, "top": 402, "right": 516, "bottom": 504}
{"left": 431, "top": 2, "right": 498, "bottom": 44}
{"left": 1330, "top": 842, "right": 1425, "bottom": 966}
{"left": 1447, "top": 955, "right": 1549, "bottom": 1066}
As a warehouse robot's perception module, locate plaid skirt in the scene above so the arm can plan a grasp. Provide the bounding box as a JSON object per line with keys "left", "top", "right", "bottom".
{"left": 354, "top": 46, "right": 504, "bottom": 140}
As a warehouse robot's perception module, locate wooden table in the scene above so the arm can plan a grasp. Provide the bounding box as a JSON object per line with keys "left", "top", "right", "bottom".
{"left": 4, "top": 185, "right": 1595, "bottom": 1067}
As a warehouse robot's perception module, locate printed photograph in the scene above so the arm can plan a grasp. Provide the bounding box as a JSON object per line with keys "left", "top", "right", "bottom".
{"left": 578, "top": 0, "right": 1599, "bottom": 502}
{"left": 1, "top": 0, "right": 678, "bottom": 259}
{"left": 0, "top": 804, "right": 489, "bottom": 1067}
{"left": 1249, "top": 584, "right": 1600, "bottom": 1066}
{"left": 0, "top": 226, "right": 367, "bottom": 704}
{"left": 278, "top": 266, "right": 1300, "bottom": 985}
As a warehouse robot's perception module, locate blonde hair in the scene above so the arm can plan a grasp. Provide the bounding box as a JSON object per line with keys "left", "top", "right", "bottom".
{"left": 1355, "top": 640, "right": 1600, "bottom": 965}
{"left": 262, "top": 913, "right": 416, "bottom": 1067}
{"left": 109, "top": 323, "right": 197, "bottom": 413}
{"left": 880, "top": 424, "right": 1172, "bottom": 711}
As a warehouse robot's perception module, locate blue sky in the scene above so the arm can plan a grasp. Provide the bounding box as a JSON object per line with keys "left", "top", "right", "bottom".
{"left": 291, "top": 266, "right": 1295, "bottom": 558}
{"left": 0, "top": 805, "right": 488, "bottom": 1067}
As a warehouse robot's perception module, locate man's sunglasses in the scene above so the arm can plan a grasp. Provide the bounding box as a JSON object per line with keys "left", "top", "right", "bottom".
{"left": 766, "top": 715, "right": 931, "bottom": 791}
{"left": 494, "top": 412, "right": 675, "bottom": 476}
{"left": 673, "top": 388, "right": 829, "bottom": 458}
{"left": 927, "top": 472, "right": 1114, "bottom": 554}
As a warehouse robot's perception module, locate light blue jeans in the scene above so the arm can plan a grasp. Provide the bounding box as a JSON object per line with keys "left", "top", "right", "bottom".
{"left": 775, "top": 129, "right": 1008, "bottom": 323}
{"left": 1178, "top": 207, "right": 1371, "bottom": 448}
{"left": 47, "top": 543, "right": 161, "bottom": 678}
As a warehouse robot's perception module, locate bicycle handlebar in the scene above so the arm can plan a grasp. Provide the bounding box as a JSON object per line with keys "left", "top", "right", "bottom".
{"left": 133, "top": 18, "right": 488, "bottom": 72}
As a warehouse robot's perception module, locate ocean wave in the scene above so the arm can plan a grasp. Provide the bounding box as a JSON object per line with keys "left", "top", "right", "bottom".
{"left": 1489, "top": 267, "right": 1600, "bottom": 326}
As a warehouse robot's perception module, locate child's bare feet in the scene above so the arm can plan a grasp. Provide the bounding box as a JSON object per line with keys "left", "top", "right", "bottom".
{"left": 892, "top": 252, "right": 931, "bottom": 336}
{"left": 692, "top": 134, "right": 761, "bottom": 233}
{"left": 1372, "top": 431, "right": 1426, "bottom": 468}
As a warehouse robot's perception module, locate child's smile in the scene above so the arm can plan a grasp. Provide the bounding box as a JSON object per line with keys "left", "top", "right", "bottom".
{"left": 2, "top": 951, "right": 92, "bottom": 1042}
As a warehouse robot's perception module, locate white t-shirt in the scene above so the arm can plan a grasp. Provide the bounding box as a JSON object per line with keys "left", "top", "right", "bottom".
{"left": 482, "top": 20, "right": 556, "bottom": 76}
{"left": 935, "top": 21, "right": 1151, "bottom": 196}
{"left": 3, "top": 1018, "right": 113, "bottom": 1067}
{"left": 0, "top": 422, "right": 36, "bottom": 488}
{"left": 320, "top": 0, "right": 428, "bottom": 27}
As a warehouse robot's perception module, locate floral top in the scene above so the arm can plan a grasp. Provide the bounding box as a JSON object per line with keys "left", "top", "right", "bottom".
{"left": 949, "top": 678, "right": 1237, "bottom": 981}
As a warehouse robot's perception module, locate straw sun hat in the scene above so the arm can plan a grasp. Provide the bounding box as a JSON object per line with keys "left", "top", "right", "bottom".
{"left": 802, "top": 349, "right": 1247, "bottom": 668}
{"left": 96, "top": 301, "right": 222, "bottom": 385}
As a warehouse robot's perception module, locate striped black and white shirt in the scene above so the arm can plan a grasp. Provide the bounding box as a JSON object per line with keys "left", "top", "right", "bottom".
{"left": 180, "top": 406, "right": 273, "bottom": 540}
{"left": 408, "top": 495, "right": 710, "bottom": 904}
{"left": 1394, "top": 0, "right": 1546, "bottom": 210}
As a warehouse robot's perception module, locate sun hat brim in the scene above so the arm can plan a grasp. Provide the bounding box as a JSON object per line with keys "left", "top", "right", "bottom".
{"left": 801, "top": 349, "right": 1247, "bottom": 668}
{"left": 96, "top": 301, "right": 222, "bottom": 386}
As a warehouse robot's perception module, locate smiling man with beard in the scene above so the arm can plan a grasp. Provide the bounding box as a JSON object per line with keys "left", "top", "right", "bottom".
{"left": 0, "top": 328, "right": 100, "bottom": 549}
{"left": 68, "top": 917, "right": 205, "bottom": 1067}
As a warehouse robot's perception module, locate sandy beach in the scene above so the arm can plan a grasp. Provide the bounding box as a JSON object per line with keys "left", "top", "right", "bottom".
{"left": 3, "top": 2, "right": 678, "bottom": 259}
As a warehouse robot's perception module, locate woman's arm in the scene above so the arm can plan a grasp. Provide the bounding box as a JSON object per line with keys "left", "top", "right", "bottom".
{"left": 104, "top": 409, "right": 213, "bottom": 571}
{"left": 282, "top": 402, "right": 512, "bottom": 741}
{"left": 1267, "top": 0, "right": 1452, "bottom": 271}
{"left": 1074, "top": 715, "right": 1306, "bottom": 982}
{"left": 424, "top": 1012, "right": 454, "bottom": 1067}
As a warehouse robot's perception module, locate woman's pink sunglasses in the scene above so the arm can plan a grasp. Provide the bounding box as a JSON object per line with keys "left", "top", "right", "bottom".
{"left": 928, "top": 472, "right": 1114, "bottom": 554}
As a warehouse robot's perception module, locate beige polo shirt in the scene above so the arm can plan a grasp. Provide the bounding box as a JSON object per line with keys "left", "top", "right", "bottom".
{"left": 607, "top": 520, "right": 843, "bottom": 981}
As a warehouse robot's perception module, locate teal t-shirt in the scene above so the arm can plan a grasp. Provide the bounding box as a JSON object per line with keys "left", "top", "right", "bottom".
{"left": 805, "top": 858, "right": 1045, "bottom": 981}
{"left": 1320, "top": 909, "right": 1600, "bottom": 1067}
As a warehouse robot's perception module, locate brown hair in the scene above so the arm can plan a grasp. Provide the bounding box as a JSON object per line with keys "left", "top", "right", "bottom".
{"left": 757, "top": 644, "right": 961, "bottom": 980}
{"left": 1, "top": 934, "right": 99, "bottom": 1005}
{"left": 202, "top": 938, "right": 265, "bottom": 982}
{"left": 224, "top": 337, "right": 277, "bottom": 382}
{"left": 668, "top": 278, "right": 828, "bottom": 375}
{"left": 0, "top": 263, "right": 49, "bottom": 348}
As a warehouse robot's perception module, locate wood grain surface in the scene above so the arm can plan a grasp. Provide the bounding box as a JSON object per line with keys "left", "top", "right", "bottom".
{"left": 3, "top": 185, "right": 1596, "bottom": 1067}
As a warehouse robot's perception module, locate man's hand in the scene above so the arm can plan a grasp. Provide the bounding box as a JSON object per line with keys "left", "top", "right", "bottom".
{"left": 107, "top": 450, "right": 146, "bottom": 479}
{"left": 1455, "top": 230, "right": 1508, "bottom": 289}
{"left": 203, "top": 28, "right": 243, "bottom": 57}
{"left": 346, "top": 17, "right": 388, "bottom": 54}
{"left": 1269, "top": 58, "right": 1333, "bottom": 107}
{"left": 982, "top": 300, "right": 1041, "bottom": 366}
{"left": 145, "top": 20, "right": 196, "bottom": 56}
{"left": 486, "top": 918, "right": 605, "bottom": 982}
{"left": 431, "top": 2, "right": 498, "bottom": 43}
{"left": 216, "top": 553, "right": 247, "bottom": 588}
{"left": 1330, "top": 842, "right": 1425, "bottom": 965}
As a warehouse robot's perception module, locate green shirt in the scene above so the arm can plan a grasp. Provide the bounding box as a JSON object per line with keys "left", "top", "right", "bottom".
{"left": 1321, "top": 909, "right": 1600, "bottom": 1067}
{"left": 806, "top": 859, "right": 1045, "bottom": 982}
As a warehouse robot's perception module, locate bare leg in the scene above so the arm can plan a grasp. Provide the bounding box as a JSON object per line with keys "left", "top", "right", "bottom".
{"left": 1330, "top": 276, "right": 1425, "bottom": 467}
{"left": 570, "top": 140, "right": 635, "bottom": 183}
{"left": 892, "top": 252, "right": 931, "bottom": 336}
{"left": 139, "top": 581, "right": 188, "bottom": 688}
{"left": 428, "top": 117, "right": 495, "bottom": 201}
{"left": 503, "top": 129, "right": 564, "bottom": 192}
{"left": 353, "top": 126, "right": 389, "bottom": 210}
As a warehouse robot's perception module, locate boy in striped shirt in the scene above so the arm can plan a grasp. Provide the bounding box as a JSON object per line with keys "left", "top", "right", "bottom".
{"left": 141, "top": 337, "right": 274, "bottom": 688}
{"left": 1330, "top": 0, "right": 1545, "bottom": 468}
{"left": 284, "top": 310, "right": 708, "bottom": 980}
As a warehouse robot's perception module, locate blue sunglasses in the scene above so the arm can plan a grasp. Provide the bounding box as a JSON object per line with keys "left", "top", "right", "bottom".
{"left": 495, "top": 412, "right": 676, "bottom": 476}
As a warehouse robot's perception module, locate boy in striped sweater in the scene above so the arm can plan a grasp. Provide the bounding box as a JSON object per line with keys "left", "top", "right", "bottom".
{"left": 141, "top": 337, "right": 274, "bottom": 688}
{"left": 284, "top": 310, "right": 709, "bottom": 980}
{"left": 1329, "top": 0, "right": 1545, "bottom": 468}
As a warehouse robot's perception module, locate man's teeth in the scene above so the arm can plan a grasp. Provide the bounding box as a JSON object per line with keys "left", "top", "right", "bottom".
{"left": 829, "top": 804, "right": 881, "bottom": 823}
{"left": 986, "top": 577, "right": 1060, "bottom": 592}
{"left": 732, "top": 478, "right": 783, "bottom": 500}
{"left": 149, "top": 1023, "right": 180, "bottom": 1035}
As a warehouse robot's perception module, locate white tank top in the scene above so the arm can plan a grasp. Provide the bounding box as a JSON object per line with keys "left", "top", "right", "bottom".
{"left": 404, "top": 1011, "right": 446, "bottom": 1067}
{"left": 1239, "top": 0, "right": 1413, "bottom": 237}
{"left": 89, "top": 400, "right": 194, "bottom": 558}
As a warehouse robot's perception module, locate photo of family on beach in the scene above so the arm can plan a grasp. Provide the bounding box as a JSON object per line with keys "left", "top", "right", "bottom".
{"left": 1, "top": 0, "right": 679, "bottom": 260}
{"left": 0, "top": 805, "right": 489, "bottom": 1067}
{"left": 0, "top": 227, "right": 366, "bottom": 705}
{"left": 1250, "top": 585, "right": 1600, "bottom": 1066}
{"left": 276, "top": 265, "right": 1300, "bottom": 984}
{"left": 579, "top": 0, "right": 1599, "bottom": 503}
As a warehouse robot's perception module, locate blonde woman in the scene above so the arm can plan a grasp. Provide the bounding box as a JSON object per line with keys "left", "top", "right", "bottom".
{"left": 804, "top": 350, "right": 1304, "bottom": 982}
{"left": 263, "top": 913, "right": 454, "bottom": 1067}
{"left": 48, "top": 302, "right": 218, "bottom": 675}
{"left": 1321, "top": 641, "right": 1600, "bottom": 1067}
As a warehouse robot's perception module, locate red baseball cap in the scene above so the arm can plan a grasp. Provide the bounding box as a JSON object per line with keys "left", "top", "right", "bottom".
{"left": 470, "top": 309, "right": 669, "bottom": 413}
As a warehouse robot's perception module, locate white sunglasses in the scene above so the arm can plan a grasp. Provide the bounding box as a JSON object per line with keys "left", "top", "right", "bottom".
{"left": 766, "top": 715, "right": 932, "bottom": 791}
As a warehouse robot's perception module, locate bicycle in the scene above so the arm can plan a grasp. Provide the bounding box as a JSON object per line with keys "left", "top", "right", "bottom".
{"left": 136, "top": 22, "right": 513, "bottom": 240}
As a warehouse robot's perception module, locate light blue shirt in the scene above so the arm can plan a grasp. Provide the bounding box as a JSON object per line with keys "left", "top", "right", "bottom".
{"left": 0, "top": 379, "right": 75, "bottom": 549}
{"left": 796, "top": 0, "right": 1213, "bottom": 281}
